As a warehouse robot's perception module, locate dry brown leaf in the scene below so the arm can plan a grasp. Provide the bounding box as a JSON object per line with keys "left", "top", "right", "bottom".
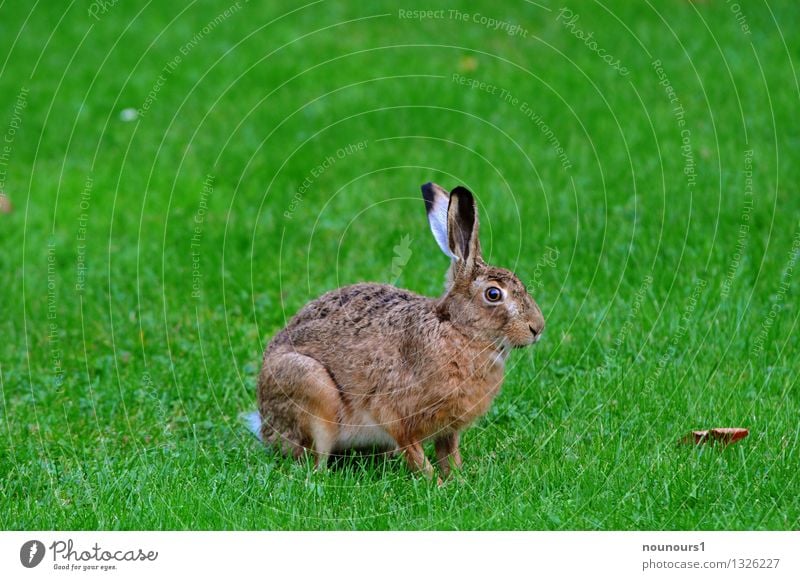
{"left": 709, "top": 427, "right": 749, "bottom": 444}
{"left": 681, "top": 427, "right": 749, "bottom": 446}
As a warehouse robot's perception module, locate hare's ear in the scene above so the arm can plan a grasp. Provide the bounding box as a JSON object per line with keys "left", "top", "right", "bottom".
{"left": 447, "top": 186, "right": 481, "bottom": 269}
{"left": 422, "top": 182, "right": 455, "bottom": 259}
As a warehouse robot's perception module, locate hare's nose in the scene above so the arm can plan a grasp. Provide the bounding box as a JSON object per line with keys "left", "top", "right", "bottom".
{"left": 528, "top": 310, "right": 545, "bottom": 340}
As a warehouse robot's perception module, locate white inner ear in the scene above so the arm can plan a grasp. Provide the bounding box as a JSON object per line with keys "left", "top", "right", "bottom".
{"left": 427, "top": 194, "right": 456, "bottom": 260}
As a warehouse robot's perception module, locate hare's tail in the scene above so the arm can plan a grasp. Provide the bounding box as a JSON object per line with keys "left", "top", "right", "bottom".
{"left": 241, "top": 411, "right": 263, "bottom": 441}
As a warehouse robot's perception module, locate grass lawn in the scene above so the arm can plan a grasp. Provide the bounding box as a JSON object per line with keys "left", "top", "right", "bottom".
{"left": 1, "top": 0, "right": 798, "bottom": 530}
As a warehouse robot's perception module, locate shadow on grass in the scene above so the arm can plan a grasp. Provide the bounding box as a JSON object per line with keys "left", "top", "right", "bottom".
{"left": 254, "top": 441, "right": 406, "bottom": 480}
{"left": 326, "top": 447, "right": 401, "bottom": 477}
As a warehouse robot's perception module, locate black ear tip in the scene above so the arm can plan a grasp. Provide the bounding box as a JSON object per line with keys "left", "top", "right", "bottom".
{"left": 421, "top": 182, "right": 437, "bottom": 212}
{"left": 450, "top": 185, "right": 474, "bottom": 201}
{"left": 449, "top": 186, "right": 475, "bottom": 213}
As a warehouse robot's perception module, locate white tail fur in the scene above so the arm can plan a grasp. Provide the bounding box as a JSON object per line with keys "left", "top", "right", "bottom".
{"left": 242, "top": 411, "right": 263, "bottom": 441}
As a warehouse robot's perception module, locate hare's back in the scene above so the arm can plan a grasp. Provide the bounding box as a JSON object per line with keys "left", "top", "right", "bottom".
{"left": 268, "top": 283, "right": 436, "bottom": 353}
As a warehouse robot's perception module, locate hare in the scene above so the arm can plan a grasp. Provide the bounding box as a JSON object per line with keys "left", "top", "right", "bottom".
{"left": 247, "top": 183, "right": 545, "bottom": 479}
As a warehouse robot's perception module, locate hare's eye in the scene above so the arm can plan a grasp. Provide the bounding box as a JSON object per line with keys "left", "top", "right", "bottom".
{"left": 484, "top": 286, "right": 503, "bottom": 303}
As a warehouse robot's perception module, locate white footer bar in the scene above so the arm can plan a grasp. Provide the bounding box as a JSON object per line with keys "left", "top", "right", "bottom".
{"left": 2, "top": 531, "right": 797, "bottom": 579}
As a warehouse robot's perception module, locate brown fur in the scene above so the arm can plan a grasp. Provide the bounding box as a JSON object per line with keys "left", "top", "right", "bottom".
{"left": 256, "top": 183, "right": 545, "bottom": 479}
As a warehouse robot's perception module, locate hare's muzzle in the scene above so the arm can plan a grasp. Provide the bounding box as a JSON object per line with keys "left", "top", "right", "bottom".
{"left": 527, "top": 306, "right": 545, "bottom": 344}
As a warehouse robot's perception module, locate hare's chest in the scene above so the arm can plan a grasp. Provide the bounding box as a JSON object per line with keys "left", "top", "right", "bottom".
{"left": 440, "top": 357, "right": 506, "bottom": 428}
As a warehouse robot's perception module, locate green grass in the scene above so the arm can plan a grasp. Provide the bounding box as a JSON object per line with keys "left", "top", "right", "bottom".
{"left": 1, "top": 0, "right": 798, "bottom": 530}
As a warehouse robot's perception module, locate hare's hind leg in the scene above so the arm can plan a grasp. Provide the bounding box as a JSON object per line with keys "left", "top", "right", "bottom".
{"left": 258, "top": 350, "right": 341, "bottom": 467}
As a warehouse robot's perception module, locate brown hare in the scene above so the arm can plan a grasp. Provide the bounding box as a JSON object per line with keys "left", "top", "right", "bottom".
{"left": 246, "top": 183, "right": 545, "bottom": 479}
